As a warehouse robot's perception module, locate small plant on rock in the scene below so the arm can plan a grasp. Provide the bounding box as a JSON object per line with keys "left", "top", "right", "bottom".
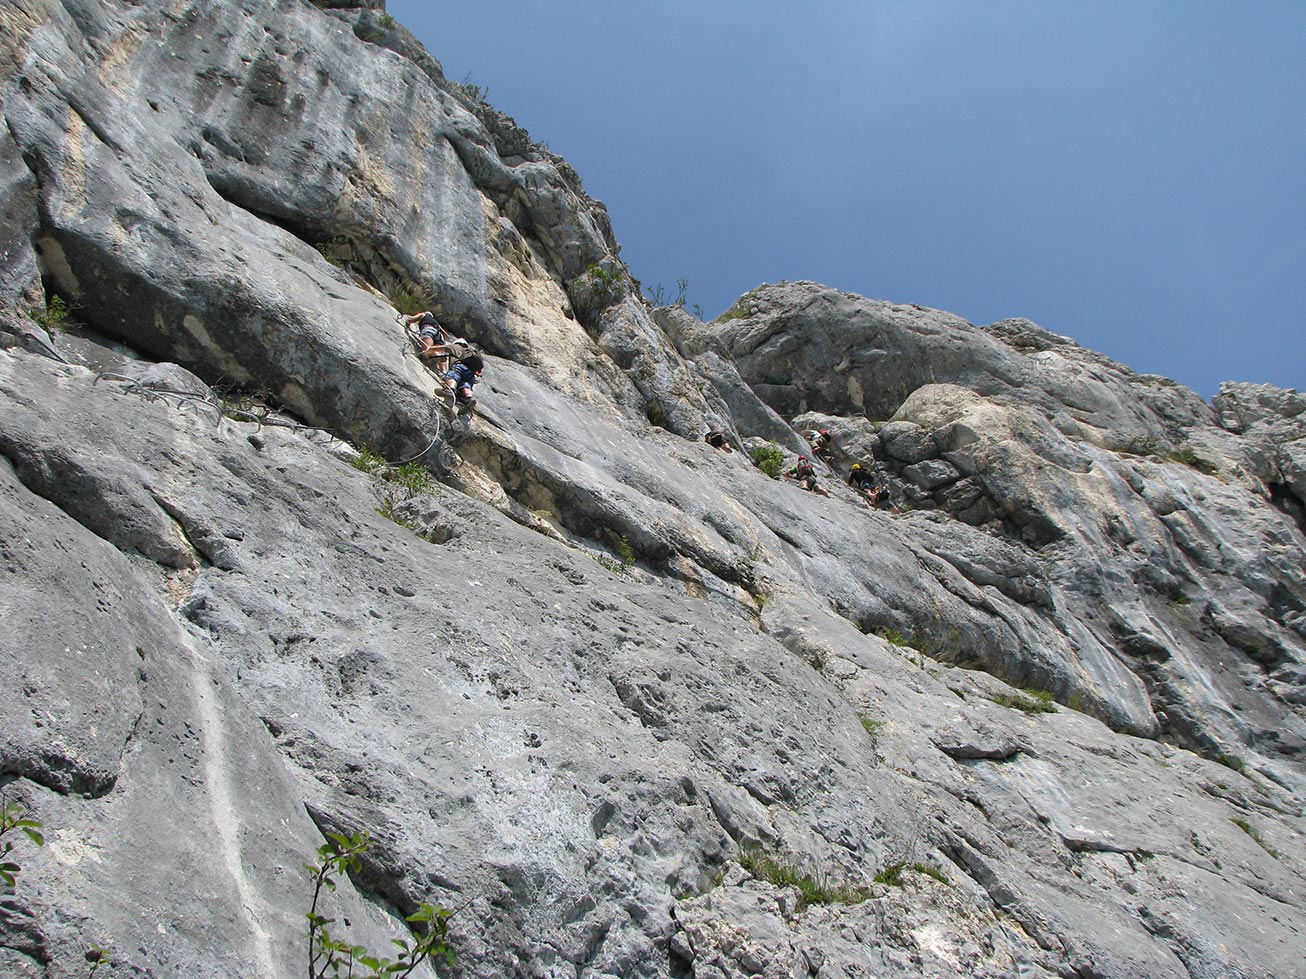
{"left": 645, "top": 278, "right": 689, "bottom": 308}
{"left": 349, "top": 447, "right": 438, "bottom": 529}
{"left": 874, "top": 861, "right": 949, "bottom": 887}
{"left": 377, "top": 271, "right": 437, "bottom": 318}
{"left": 875, "top": 627, "right": 912, "bottom": 648}
{"left": 1165, "top": 445, "right": 1219, "bottom": 475}
{"left": 738, "top": 846, "right": 869, "bottom": 908}
{"left": 0, "top": 800, "right": 111, "bottom": 971}
{"left": 457, "top": 74, "right": 489, "bottom": 103}
{"left": 715, "top": 291, "right": 760, "bottom": 324}
{"left": 388, "top": 461, "right": 437, "bottom": 498}
{"left": 1218, "top": 753, "right": 1248, "bottom": 774}
{"left": 349, "top": 446, "right": 389, "bottom": 475}
{"left": 594, "top": 534, "right": 635, "bottom": 575}
{"left": 646, "top": 402, "right": 671, "bottom": 429}
{"left": 988, "top": 688, "right": 1058, "bottom": 715}
{"left": 376, "top": 488, "right": 420, "bottom": 530}
{"left": 858, "top": 715, "right": 885, "bottom": 745}
{"left": 1231, "top": 818, "right": 1279, "bottom": 859}
{"left": 28, "top": 295, "right": 71, "bottom": 333}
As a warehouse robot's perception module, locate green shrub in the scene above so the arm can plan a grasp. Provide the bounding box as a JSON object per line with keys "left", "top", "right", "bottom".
{"left": 85, "top": 947, "right": 111, "bottom": 977}
{"left": 388, "top": 461, "right": 436, "bottom": 497}
{"left": 350, "top": 449, "right": 437, "bottom": 529}
{"left": 750, "top": 444, "right": 785, "bottom": 479}
{"left": 594, "top": 554, "right": 623, "bottom": 574}
{"left": 349, "top": 446, "right": 388, "bottom": 475}
{"left": 873, "top": 862, "right": 904, "bottom": 886}
{"left": 585, "top": 263, "right": 627, "bottom": 308}
{"left": 376, "top": 491, "right": 419, "bottom": 529}
{"left": 617, "top": 534, "right": 636, "bottom": 568}
{"left": 645, "top": 279, "right": 689, "bottom": 308}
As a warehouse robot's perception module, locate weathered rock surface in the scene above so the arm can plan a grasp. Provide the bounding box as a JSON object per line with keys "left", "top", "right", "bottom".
{"left": 715, "top": 283, "right": 1306, "bottom": 782}
{"left": 1, "top": 3, "right": 1304, "bottom": 979}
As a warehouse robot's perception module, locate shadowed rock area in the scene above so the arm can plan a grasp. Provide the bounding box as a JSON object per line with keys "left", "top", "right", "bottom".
{"left": 1, "top": 3, "right": 1303, "bottom": 978}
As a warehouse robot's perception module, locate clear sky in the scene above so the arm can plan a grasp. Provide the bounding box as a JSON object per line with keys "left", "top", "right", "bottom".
{"left": 386, "top": 1, "right": 1304, "bottom": 399}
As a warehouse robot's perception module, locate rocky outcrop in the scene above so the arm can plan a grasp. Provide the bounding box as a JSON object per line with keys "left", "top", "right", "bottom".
{"left": 1, "top": 4, "right": 1304, "bottom": 979}
{"left": 714, "top": 282, "right": 1306, "bottom": 776}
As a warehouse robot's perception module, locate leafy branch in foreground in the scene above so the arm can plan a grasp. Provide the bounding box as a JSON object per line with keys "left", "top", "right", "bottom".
{"left": 307, "top": 830, "right": 456, "bottom": 979}
{"left": 1, "top": 797, "right": 45, "bottom": 887}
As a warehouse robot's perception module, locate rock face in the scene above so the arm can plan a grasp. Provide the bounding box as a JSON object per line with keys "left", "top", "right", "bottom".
{"left": 1, "top": 4, "right": 1304, "bottom": 979}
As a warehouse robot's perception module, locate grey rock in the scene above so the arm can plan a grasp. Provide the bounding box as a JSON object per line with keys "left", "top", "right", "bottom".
{"left": 880, "top": 420, "right": 941, "bottom": 463}
{"left": 902, "top": 457, "right": 962, "bottom": 490}
{"left": 1, "top": 6, "right": 1304, "bottom": 979}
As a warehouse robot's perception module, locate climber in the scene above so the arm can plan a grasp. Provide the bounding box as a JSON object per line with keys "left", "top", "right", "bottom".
{"left": 803, "top": 428, "right": 834, "bottom": 463}
{"left": 848, "top": 463, "right": 882, "bottom": 504}
{"left": 785, "top": 455, "right": 830, "bottom": 497}
{"left": 849, "top": 462, "right": 903, "bottom": 513}
{"left": 704, "top": 430, "right": 733, "bottom": 452}
{"left": 403, "top": 310, "right": 470, "bottom": 372}
{"left": 443, "top": 353, "right": 483, "bottom": 413}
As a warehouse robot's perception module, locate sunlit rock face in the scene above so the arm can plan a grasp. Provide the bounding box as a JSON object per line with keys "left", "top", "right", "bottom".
{"left": 2, "top": 4, "right": 1303, "bottom": 979}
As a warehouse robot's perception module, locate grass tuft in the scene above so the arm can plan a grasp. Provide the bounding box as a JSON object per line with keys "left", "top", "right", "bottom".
{"left": 988, "top": 688, "right": 1058, "bottom": 714}
{"left": 874, "top": 861, "right": 950, "bottom": 887}
{"left": 738, "top": 847, "right": 869, "bottom": 908}
{"left": 1231, "top": 818, "right": 1279, "bottom": 859}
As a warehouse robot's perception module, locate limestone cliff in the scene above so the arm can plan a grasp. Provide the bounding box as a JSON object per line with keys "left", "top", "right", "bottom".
{"left": 1, "top": 3, "right": 1303, "bottom": 979}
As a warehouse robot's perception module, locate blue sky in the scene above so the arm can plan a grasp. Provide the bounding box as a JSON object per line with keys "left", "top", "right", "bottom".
{"left": 386, "top": 1, "right": 1304, "bottom": 399}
